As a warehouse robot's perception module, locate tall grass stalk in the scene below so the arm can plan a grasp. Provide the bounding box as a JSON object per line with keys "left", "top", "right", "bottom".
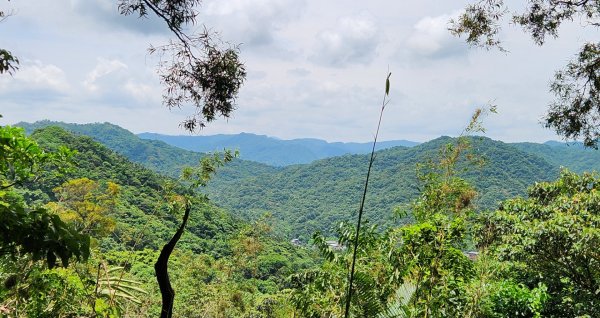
{"left": 344, "top": 73, "right": 391, "bottom": 318}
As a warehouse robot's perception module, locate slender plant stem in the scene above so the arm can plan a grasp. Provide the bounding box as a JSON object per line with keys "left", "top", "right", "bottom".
{"left": 344, "top": 74, "right": 390, "bottom": 318}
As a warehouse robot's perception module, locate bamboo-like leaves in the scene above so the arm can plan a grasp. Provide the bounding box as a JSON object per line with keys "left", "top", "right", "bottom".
{"left": 95, "top": 266, "right": 148, "bottom": 308}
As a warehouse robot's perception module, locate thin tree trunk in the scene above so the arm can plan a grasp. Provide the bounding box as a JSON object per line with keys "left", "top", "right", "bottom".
{"left": 155, "top": 204, "right": 191, "bottom": 318}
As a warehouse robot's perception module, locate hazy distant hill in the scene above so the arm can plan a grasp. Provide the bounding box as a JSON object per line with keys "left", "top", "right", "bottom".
{"left": 138, "top": 132, "right": 419, "bottom": 166}
{"left": 17, "top": 120, "right": 278, "bottom": 179}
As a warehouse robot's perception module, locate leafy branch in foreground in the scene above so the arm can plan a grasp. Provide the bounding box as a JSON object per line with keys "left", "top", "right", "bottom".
{"left": 94, "top": 265, "right": 148, "bottom": 316}
{"left": 118, "top": 0, "right": 246, "bottom": 132}
{"left": 450, "top": 0, "right": 600, "bottom": 146}
{"left": 479, "top": 169, "right": 600, "bottom": 317}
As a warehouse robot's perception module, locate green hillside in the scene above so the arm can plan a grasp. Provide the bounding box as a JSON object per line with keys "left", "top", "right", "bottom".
{"left": 511, "top": 141, "right": 600, "bottom": 173}
{"left": 5, "top": 126, "right": 315, "bottom": 316}
{"left": 6, "top": 123, "right": 600, "bottom": 317}
{"left": 26, "top": 125, "right": 242, "bottom": 255}
{"left": 18, "top": 122, "right": 590, "bottom": 240}
{"left": 205, "top": 136, "right": 559, "bottom": 239}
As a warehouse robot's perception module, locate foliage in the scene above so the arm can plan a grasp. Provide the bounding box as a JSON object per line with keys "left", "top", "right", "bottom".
{"left": 0, "top": 48, "right": 18, "bottom": 75}
{"left": 0, "top": 125, "right": 315, "bottom": 317}
{"left": 21, "top": 121, "right": 600, "bottom": 241}
{"left": 480, "top": 169, "right": 600, "bottom": 317}
{"left": 0, "top": 265, "right": 91, "bottom": 317}
{"left": 547, "top": 42, "right": 600, "bottom": 147}
{"left": 118, "top": 0, "right": 246, "bottom": 131}
{"left": 0, "top": 125, "right": 74, "bottom": 190}
{"left": 481, "top": 280, "right": 548, "bottom": 318}
{"left": 290, "top": 222, "right": 399, "bottom": 317}
{"left": 47, "top": 178, "right": 119, "bottom": 237}
{"left": 290, "top": 110, "right": 490, "bottom": 317}
{"left": 450, "top": 0, "right": 600, "bottom": 146}
{"left": 6, "top": 123, "right": 600, "bottom": 317}
{"left": 0, "top": 10, "right": 18, "bottom": 75}
{"left": 511, "top": 141, "right": 600, "bottom": 173}
{"left": 94, "top": 265, "right": 149, "bottom": 316}
{"left": 0, "top": 125, "right": 89, "bottom": 268}
{"left": 204, "top": 135, "right": 559, "bottom": 239}
{"left": 18, "top": 121, "right": 208, "bottom": 177}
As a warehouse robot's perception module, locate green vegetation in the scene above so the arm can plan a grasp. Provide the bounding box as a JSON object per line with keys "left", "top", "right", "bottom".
{"left": 3, "top": 120, "right": 600, "bottom": 317}
{"left": 512, "top": 141, "right": 600, "bottom": 173}
{"left": 19, "top": 121, "right": 600, "bottom": 240}
{"left": 480, "top": 169, "right": 600, "bottom": 316}
{"left": 206, "top": 135, "right": 560, "bottom": 239}
{"left": 3, "top": 1, "right": 600, "bottom": 314}
{"left": 17, "top": 121, "right": 279, "bottom": 180}
{"left": 0, "top": 126, "right": 314, "bottom": 317}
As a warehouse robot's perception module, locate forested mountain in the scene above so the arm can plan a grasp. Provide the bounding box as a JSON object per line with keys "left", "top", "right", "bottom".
{"left": 138, "top": 132, "right": 419, "bottom": 166}
{"left": 6, "top": 122, "right": 600, "bottom": 317}
{"left": 25, "top": 126, "right": 237, "bottom": 254}
{"left": 205, "top": 136, "right": 560, "bottom": 239}
{"left": 3, "top": 125, "right": 314, "bottom": 316}
{"left": 17, "top": 121, "right": 600, "bottom": 239}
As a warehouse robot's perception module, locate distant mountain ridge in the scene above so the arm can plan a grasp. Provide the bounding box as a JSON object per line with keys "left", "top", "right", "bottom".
{"left": 16, "top": 120, "right": 277, "bottom": 179}
{"left": 138, "top": 132, "right": 419, "bottom": 166}
{"left": 13, "top": 120, "right": 600, "bottom": 239}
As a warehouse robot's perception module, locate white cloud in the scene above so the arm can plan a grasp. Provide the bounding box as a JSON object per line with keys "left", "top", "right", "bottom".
{"left": 203, "top": 0, "right": 306, "bottom": 48}
{"left": 311, "top": 13, "right": 381, "bottom": 67}
{"left": 124, "top": 80, "right": 159, "bottom": 103}
{"left": 83, "top": 58, "right": 128, "bottom": 92}
{"left": 1, "top": 0, "right": 586, "bottom": 144}
{"left": 0, "top": 60, "right": 70, "bottom": 104}
{"left": 13, "top": 60, "right": 69, "bottom": 91}
{"left": 405, "top": 11, "right": 468, "bottom": 59}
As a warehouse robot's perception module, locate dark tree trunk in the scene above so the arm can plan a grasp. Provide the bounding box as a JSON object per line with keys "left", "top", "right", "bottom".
{"left": 155, "top": 204, "right": 191, "bottom": 318}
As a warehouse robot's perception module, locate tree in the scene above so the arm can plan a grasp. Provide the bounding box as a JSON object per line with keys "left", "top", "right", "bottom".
{"left": 0, "top": 124, "right": 89, "bottom": 269}
{"left": 0, "top": 6, "right": 18, "bottom": 75}
{"left": 479, "top": 169, "right": 600, "bottom": 317}
{"left": 451, "top": 0, "right": 600, "bottom": 147}
{"left": 154, "top": 150, "right": 235, "bottom": 318}
{"left": 46, "top": 178, "right": 119, "bottom": 238}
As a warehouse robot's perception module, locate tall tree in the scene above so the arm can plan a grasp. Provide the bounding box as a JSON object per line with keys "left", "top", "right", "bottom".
{"left": 451, "top": 0, "right": 600, "bottom": 147}
{"left": 155, "top": 151, "right": 235, "bottom": 318}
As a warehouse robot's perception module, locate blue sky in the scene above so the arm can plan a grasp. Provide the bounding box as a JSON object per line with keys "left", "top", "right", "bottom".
{"left": 0, "top": 0, "right": 595, "bottom": 142}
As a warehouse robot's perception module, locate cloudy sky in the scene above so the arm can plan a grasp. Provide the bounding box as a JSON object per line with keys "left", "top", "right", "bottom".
{"left": 0, "top": 0, "right": 595, "bottom": 142}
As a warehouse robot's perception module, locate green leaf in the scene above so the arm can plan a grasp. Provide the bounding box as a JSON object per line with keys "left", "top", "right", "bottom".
{"left": 385, "top": 72, "right": 391, "bottom": 96}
